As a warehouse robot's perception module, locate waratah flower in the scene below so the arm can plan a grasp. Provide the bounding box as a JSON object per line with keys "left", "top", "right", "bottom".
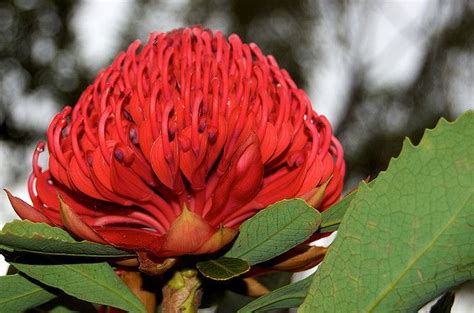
{"left": 7, "top": 26, "right": 345, "bottom": 258}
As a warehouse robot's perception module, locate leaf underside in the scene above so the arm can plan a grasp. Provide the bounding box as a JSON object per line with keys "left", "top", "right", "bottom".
{"left": 11, "top": 259, "right": 146, "bottom": 313}
{"left": 0, "top": 273, "right": 57, "bottom": 312}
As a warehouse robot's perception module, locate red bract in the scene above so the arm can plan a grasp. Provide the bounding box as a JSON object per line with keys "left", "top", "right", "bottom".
{"left": 8, "top": 26, "right": 345, "bottom": 258}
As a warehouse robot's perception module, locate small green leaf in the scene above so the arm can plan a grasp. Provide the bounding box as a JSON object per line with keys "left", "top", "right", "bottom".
{"left": 225, "top": 199, "right": 321, "bottom": 265}
{"left": 0, "top": 273, "right": 56, "bottom": 312}
{"left": 11, "top": 258, "right": 145, "bottom": 313}
{"left": 239, "top": 274, "right": 313, "bottom": 312}
{"left": 0, "top": 220, "right": 132, "bottom": 257}
{"left": 197, "top": 257, "right": 250, "bottom": 281}
{"left": 318, "top": 180, "right": 375, "bottom": 233}
{"left": 318, "top": 191, "right": 356, "bottom": 233}
{"left": 300, "top": 111, "right": 474, "bottom": 312}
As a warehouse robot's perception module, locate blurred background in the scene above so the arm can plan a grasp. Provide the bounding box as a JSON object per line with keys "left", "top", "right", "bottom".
{"left": 0, "top": 0, "right": 472, "bottom": 311}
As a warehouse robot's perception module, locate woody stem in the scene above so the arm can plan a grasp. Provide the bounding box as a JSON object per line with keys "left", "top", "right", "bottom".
{"left": 161, "top": 269, "right": 203, "bottom": 313}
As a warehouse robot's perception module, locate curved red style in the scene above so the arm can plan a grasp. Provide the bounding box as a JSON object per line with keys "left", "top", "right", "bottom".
{"left": 8, "top": 26, "right": 345, "bottom": 258}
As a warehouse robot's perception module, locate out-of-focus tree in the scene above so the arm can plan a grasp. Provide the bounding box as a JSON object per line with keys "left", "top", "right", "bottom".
{"left": 330, "top": 0, "right": 474, "bottom": 182}
{"left": 119, "top": 0, "right": 474, "bottom": 185}
{"left": 0, "top": 0, "right": 472, "bottom": 191}
{"left": 0, "top": 0, "right": 88, "bottom": 143}
{"left": 0, "top": 0, "right": 89, "bottom": 182}
{"left": 185, "top": 0, "right": 318, "bottom": 88}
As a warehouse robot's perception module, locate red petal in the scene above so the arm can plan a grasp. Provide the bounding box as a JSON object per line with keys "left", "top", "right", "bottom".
{"left": 138, "top": 119, "right": 154, "bottom": 159}
{"left": 178, "top": 128, "right": 207, "bottom": 190}
{"left": 159, "top": 207, "right": 215, "bottom": 257}
{"left": 260, "top": 123, "right": 277, "bottom": 163}
{"left": 110, "top": 156, "right": 153, "bottom": 202}
{"left": 320, "top": 169, "right": 343, "bottom": 210}
{"left": 320, "top": 154, "right": 335, "bottom": 183}
{"left": 95, "top": 227, "right": 163, "bottom": 253}
{"left": 253, "top": 162, "right": 307, "bottom": 207}
{"left": 205, "top": 116, "right": 227, "bottom": 170}
{"left": 48, "top": 156, "right": 61, "bottom": 184}
{"left": 5, "top": 190, "right": 54, "bottom": 225}
{"left": 87, "top": 159, "right": 132, "bottom": 206}
{"left": 68, "top": 157, "right": 105, "bottom": 200}
{"left": 267, "top": 121, "right": 293, "bottom": 163}
{"left": 298, "top": 156, "right": 323, "bottom": 195}
{"left": 230, "top": 134, "right": 263, "bottom": 203}
{"left": 35, "top": 171, "right": 61, "bottom": 209}
{"left": 58, "top": 151, "right": 74, "bottom": 189}
{"left": 150, "top": 136, "right": 179, "bottom": 190}
{"left": 58, "top": 196, "right": 107, "bottom": 244}
{"left": 91, "top": 148, "right": 114, "bottom": 191}
{"left": 127, "top": 146, "right": 157, "bottom": 186}
{"left": 128, "top": 93, "right": 144, "bottom": 125}
{"left": 218, "top": 109, "right": 255, "bottom": 174}
{"left": 208, "top": 133, "right": 263, "bottom": 225}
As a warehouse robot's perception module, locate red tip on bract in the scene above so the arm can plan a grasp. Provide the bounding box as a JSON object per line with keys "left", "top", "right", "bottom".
{"left": 5, "top": 189, "right": 53, "bottom": 225}
{"left": 14, "top": 26, "right": 345, "bottom": 258}
{"left": 58, "top": 195, "right": 107, "bottom": 244}
{"left": 159, "top": 206, "right": 237, "bottom": 257}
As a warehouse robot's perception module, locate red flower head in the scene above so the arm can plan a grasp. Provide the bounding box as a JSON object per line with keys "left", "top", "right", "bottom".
{"left": 8, "top": 26, "right": 345, "bottom": 258}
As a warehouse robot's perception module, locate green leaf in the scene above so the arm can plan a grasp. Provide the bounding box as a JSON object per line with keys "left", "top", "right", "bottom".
{"left": 239, "top": 274, "right": 313, "bottom": 312}
{"left": 11, "top": 258, "right": 145, "bottom": 313}
{"left": 225, "top": 199, "right": 321, "bottom": 265}
{"left": 0, "top": 274, "right": 56, "bottom": 312}
{"left": 214, "top": 272, "right": 293, "bottom": 313}
{"left": 32, "top": 294, "right": 98, "bottom": 313}
{"left": 0, "top": 220, "right": 132, "bottom": 257}
{"left": 300, "top": 111, "right": 474, "bottom": 312}
{"left": 197, "top": 257, "right": 250, "bottom": 281}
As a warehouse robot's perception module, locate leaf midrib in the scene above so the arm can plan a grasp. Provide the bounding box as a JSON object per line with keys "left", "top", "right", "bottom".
{"left": 365, "top": 191, "right": 473, "bottom": 312}
{"left": 208, "top": 259, "right": 249, "bottom": 277}
{"left": 0, "top": 233, "right": 132, "bottom": 256}
{"left": 0, "top": 286, "right": 52, "bottom": 305}
{"left": 62, "top": 263, "right": 144, "bottom": 312}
